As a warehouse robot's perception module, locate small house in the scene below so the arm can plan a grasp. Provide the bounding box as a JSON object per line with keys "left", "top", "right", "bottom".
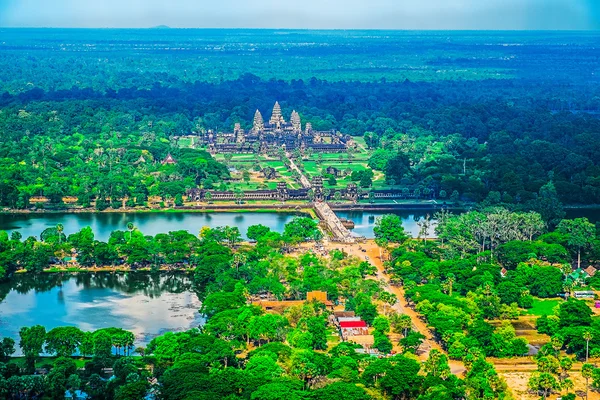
{"left": 262, "top": 167, "right": 277, "bottom": 180}
{"left": 339, "top": 320, "right": 368, "bottom": 339}
{"left": 325, "top": 166, "right": 344, "bottom": 177}
{"left": 161, "top": 153, "right": 177, "bottom": 165}
{"left": 567, "top": 269, "right": 590, "bottom": 286}
{"left": 585, "top": 266, "right": 597, "bottom": 277}
{"left": 333, "top": 311, "right": 356, "bottom": 318}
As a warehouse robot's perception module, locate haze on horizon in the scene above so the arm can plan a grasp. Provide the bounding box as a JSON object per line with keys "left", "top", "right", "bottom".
{"left": 0, "top": 0, "right": 599, "bottom": 30}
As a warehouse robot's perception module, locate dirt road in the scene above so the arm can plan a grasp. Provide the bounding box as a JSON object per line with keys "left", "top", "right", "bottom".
{"left": 321, "top": 240, "right": 472, "bottom": 372}
{"left": 324, "top": 240, "right": 600, "bottom": 398}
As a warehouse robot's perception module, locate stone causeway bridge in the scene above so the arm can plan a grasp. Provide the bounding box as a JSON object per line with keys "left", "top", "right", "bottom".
{"left": 288, "top": 157, "right": 356, "bottom": 243}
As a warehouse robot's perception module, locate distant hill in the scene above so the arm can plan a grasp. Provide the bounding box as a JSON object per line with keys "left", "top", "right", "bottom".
{"left": 150, "top": 25, "right": 171, "bottom": 29}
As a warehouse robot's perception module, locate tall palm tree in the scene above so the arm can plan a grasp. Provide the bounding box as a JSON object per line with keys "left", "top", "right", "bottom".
{"left": 445, "top": 274, "right": 456, "bottom": 297}
{"left": 56, "top": 223, "right": 64, "bottom": 245}
{"left": 584, "top": 330, "right": 593, "bottom": 362}
{"left": 126, "top": 222, "right": 135, "bottom": 242}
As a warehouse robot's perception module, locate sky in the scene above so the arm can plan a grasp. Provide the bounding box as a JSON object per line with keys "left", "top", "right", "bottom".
{"left": 0, "top": 0, "right": 599, "bottom": 30}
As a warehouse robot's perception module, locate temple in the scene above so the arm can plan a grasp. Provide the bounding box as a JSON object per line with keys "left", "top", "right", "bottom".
{"left": 200, "top": 102, "right": 355, "bottom": 155}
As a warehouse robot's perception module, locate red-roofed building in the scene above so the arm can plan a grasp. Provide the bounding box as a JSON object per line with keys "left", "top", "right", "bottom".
{"left": 339, "top": 320, "right": 368, "bottom": 339}
{"left": 340, "top": 321, "right": 367, "bottom": 329}
{"left": 162, "top": 153, "right": 177, "bottom": 165}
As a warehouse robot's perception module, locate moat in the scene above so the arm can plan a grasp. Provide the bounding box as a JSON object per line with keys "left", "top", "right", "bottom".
{"left": 0, "top": 273, "right": 202, "bottom": 355}
{"left": 0, "top": 210, "right": 440, "bottom": 240}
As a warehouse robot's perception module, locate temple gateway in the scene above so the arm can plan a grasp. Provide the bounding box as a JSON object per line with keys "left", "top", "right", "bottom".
{"left": 200, "top": 102, "right": 355, "bottom": 155}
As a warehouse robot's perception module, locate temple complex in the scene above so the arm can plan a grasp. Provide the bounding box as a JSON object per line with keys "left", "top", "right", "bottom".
{"left": 200, "top": 102, "right": 355, "bottom": 155}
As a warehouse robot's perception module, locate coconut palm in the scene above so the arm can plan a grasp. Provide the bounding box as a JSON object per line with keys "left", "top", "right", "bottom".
{"left": 126, "top": 222, "right": 135, "bottom": 241}
{"left": 584, "top": 330, "right": 593, "bottom": 362}
{"left": 56, "top": 223, "right": 64, "bottom": 245}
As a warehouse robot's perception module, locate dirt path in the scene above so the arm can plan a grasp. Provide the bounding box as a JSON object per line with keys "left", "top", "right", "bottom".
{"left": 322, "top": 240, "right": 469, "bottom": 371}
{"left": 312, "top": 240, "right": 600, "bottom": 398}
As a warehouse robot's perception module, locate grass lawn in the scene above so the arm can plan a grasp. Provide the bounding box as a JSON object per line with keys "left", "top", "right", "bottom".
{"left": 11, "top": 356, "right": 89, "bottom": 369}
{"left": 526, "top": 298, "right": 562, "bottom": 316}
{"left": 178, "top": 137, "right": 194, "bottom": 148}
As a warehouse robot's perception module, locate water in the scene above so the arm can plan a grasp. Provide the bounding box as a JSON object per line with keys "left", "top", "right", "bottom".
{"left": 0, "top": 209, "right": 595, "bottom": 242}
{"left": 0, "top": 273, "right": 202, "bottom": 355}
{"left": 0, "top": 212, "right": 301, "bottom": 242}
{"left": 336, "top": 210, "right": 439, "bottom": 238}
{"left": 0, "top": 210, "right": 438, "bottom": 240}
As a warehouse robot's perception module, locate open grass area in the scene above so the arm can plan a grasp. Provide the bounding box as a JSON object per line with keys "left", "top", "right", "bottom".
{"left": 211, "top": 149, "right": 378, "bottom": 191}
{"left": 11, "top": 356, "right": 89, "bottom": 369}
{"left": 177, "top": 137, "right": 194, "bottom": 148}
{"left": 526, "top": 298, "right": 562, "bottom": 316}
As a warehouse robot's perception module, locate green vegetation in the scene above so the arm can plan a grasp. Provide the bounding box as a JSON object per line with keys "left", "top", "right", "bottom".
{"left": 1, "top": 31, "right": 600, "bottom": 212}
{"left": 2, "top": 28, "right": 600, "bottom": 399}
{"left": 526, "top": 299, "right": 561, "bottom": 317}
{"left": 0, "top": 216, "right": 318, "bottom": 281}
{"left": 0, "top": 219, "right": 505, "bottom": 400}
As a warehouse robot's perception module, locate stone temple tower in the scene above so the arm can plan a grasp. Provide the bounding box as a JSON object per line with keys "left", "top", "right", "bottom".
{"left": 290, "top": 110, "right": 301, "bottom": 132}
{"left": 234, "top": 123, "right": 245, "bottom": 143}
{"left": 252, "top": 110, "right": 264, "bottom": 132}
{"left": 269, "top": 101, "right": 286, "bottom": 128}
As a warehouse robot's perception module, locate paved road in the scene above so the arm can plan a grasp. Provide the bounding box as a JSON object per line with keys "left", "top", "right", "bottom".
{"left": 286, "top": 156, "right": 312, "bottom": 189}
{"left": 287, "top": 155, "right": 355, "bottom": 243}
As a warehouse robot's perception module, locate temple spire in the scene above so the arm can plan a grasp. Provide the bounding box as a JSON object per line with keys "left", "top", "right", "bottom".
{"left": 269, "top": 101, "right": 285, "bottom": 126}
{"left": 290, "top": 110, "right": 301, "bottom": 131}
{"left": 252, "top": 109, "right": 264, "bottom": 131}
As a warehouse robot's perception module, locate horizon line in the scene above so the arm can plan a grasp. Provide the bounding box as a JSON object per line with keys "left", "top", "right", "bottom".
{"left": 0, "top": 26, "right": 598, "bottom": 32}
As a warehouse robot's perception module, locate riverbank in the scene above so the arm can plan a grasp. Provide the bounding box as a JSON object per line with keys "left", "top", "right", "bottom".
{"left": 14, "top": 266, "right": 195, "bottom": 274}
{"left": 0, "top": 202, "right": 313, "bottom": 214}
{"left": 4, "top": 200, "right": 600, "bottom": 215}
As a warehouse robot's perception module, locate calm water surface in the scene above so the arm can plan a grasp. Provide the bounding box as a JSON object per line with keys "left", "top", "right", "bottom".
{"left": 0, "top": 212, "right": 301, "bottom": 241}
{"left": 336, "top": 210, "right": 439, "bottom": 238}
{"left": 0, "top": 208, "right": 594, "bottom": 242}
{"left": 0, "top": 273, "right": 201, "bottom": 355}
{"left": 0, "top": 210, "right": 439, "bottom": 240}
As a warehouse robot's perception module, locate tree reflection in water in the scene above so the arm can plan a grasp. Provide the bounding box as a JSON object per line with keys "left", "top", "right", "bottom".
{"left": 0, "top": 272, "right": 196, "bottom": 302}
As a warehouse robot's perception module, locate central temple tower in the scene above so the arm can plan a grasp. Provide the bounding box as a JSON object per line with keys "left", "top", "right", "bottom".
{"left": 269, "top": 101, "right": 286, "bottom": 128}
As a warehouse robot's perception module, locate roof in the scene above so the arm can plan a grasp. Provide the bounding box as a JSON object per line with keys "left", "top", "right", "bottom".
{"left": 333, "top": 311, "right": 355, "bottom": 318}
{"left": 585, "top": 266, "right": 597, "bottom": 277}
{"left": 340, "top": 321, "right": 367, "bottom": 329}
{"left": 568, "top": 269, "right": 589, "bottom": 282}
{"left": 346, "top": 334, "right": 375, "bottom": 346}
{"left": 162, "top": 153, "right": 176, "bottom": 164}
{"left": 337, "top": 317, "right": 362, "bottom": 322}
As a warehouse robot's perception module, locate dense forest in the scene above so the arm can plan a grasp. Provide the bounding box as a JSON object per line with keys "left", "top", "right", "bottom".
{"left": 1, "top": 210, "right": 599, "bottom": 398}
{"left": 2, "top": 29, "right": 600, "bottom": 399}
{"left": 1, "top": 30, "right": 600, "bottom": 210}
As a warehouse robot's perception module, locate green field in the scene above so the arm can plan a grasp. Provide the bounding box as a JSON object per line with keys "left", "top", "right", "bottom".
{"left": 526, "top": 299, "right": 562, "bottom": 316}
{"left": 209, "top": 147, "right": 377, "bottom": 191}
{"left": 11, "top": 356, "right": 89, "bottom": 369}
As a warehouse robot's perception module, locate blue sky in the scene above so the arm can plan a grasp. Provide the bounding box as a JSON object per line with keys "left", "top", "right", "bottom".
{"left": 0, "top": 0, "right": 598, "bottom": 29}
